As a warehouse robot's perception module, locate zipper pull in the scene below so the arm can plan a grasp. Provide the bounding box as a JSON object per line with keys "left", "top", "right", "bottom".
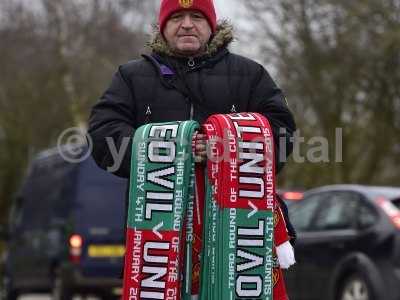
{"left": 188, "top": 57, "right": 195, "bottom": 68}
{"left": 230, "top": 105, "right": 237, "bottom": 113}
{"left": 146, "top": 105, "right": 152, "bottom": 116}
{"left": 145, "top": 105, "right": 152, "bottom": 124}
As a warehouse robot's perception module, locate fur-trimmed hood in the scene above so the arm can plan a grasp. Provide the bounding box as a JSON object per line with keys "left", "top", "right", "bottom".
{"left": 147, "top": 20, "right": 234, "bottom": 57}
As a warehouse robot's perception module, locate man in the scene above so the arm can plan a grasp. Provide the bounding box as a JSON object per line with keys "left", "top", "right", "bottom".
{"left": 88, "top": 1, "right": 297, "bottom": 297}
{"left": 89, "top": 0, "right": 295, "bottom": 172}
{"left": 88, "top": 0, "right": 296, "bottom": 236}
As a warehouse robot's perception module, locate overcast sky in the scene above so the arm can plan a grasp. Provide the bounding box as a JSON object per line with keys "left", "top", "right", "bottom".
{"left": 211, "top": 0, "right": 263, "bottom": 63}
{"left": 214, "top": 0, "right": 237, "bottom": 19}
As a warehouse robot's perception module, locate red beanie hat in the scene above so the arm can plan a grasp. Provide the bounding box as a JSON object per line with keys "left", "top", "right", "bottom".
{"left": 159, "top": 0, "right": 217, "bottom": 34}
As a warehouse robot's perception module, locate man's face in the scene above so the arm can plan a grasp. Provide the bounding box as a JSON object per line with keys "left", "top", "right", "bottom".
{"left": 163, "top": 10, "right": 212, "bottom": 56}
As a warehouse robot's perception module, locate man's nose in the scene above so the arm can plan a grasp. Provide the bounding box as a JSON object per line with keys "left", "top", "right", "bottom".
{"left": 181, "top": 15, "right": 194, "bottom": 29}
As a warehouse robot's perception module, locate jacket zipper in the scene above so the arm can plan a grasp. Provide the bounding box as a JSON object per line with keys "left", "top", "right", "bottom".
{"left": 186, "top": 57, "right": 195, "bottom": 119}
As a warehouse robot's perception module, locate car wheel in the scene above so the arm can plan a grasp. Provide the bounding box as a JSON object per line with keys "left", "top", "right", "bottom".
{"left": 52, "top": 277, "right": 73, "bottom": 300}
{"left": 339, "top": 274, "right": 371, "bottom": 300}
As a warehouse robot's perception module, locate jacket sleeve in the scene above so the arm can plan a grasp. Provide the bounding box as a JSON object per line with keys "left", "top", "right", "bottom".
{"left": 87, "top": 66, "right": 136, "bottom": 178}
{"left": 248, "top": 65, "right": 296, "bottom": 173}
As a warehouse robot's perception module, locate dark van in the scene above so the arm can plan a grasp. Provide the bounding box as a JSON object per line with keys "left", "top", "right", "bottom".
{"left": 0, "top": 147, "right": 127, "bottom": 300}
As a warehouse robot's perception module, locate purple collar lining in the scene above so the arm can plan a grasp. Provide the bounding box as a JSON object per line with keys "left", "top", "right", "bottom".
{"left": 160, "top": 64, "right": 175, "bottom": 76}
{"left": 149, "top": 55, "right": 175, "bottom": 76}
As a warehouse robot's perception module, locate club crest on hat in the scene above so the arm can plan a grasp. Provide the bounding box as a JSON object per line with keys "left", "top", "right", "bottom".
{"left": 179, "top": 0, "right": 193, "bottom": 8}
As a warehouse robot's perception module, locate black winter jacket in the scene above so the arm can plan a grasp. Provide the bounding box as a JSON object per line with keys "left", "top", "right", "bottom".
{"left": 88, "top": 22, "right": 297, "bottom": 242}
{"left": 88, "top": 23, "right": 296, "bottom": 178}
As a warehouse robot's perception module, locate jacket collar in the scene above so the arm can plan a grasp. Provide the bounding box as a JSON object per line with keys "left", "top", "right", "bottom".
{"left": 146, "top": 20, "right": 234, "bottom": 58}
{"left": 143, "top": 20, "right": 233, "bottom": 76}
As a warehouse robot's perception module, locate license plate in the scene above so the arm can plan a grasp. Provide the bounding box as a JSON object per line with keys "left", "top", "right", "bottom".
{"left": 88, "top": 245, "right": 125, "bottom": 257}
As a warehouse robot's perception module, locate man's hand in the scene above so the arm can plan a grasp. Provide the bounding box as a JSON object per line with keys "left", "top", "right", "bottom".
{"left": 192, "top": 133, "right": 207, "bottom": 163}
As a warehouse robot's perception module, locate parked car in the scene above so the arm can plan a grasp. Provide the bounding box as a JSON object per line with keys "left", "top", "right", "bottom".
{"left": 0, "top": 147, "right": 127, "bottom": 300}
{"left": 284, "top": 185, "right": 400, "bottom": 300}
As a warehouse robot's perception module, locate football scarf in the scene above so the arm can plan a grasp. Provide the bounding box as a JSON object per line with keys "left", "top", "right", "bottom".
{"left": 123, "top": 114, "right": 292, "bottom": 300}
{"left": 122, "top": 121, "right": 199, "bottom": 300}
{"left": 199, "top": 113, "right": 290, "bottom": 300}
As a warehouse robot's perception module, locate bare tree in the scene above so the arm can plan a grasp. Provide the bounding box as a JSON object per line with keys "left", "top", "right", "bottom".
{"left": 0, "top": 0, "right": 157, "bottom": 223}
{"left": 244, "top": 0, "right": 400, "bottom": 188}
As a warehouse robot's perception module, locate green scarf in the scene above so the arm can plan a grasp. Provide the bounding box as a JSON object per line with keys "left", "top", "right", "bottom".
{"left": 200, "top": 113, "right": 275, "bottom": 300}
{"left": 122, "top": 121, "right": 198, "bottom": 300}
{"left": 123, "top": 114, "right": 287, "bottom": 300}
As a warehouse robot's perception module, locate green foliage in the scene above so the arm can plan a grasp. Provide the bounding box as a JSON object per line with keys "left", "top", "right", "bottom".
{"left": 247, "top": 0, "right": 400, "bottom": 188}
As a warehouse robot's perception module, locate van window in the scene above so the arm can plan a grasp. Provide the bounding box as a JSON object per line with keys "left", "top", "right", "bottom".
{"left": 74, "top": 183, "right": 125, "bottom": 228}
{"left": 74, "top": 160, "right": 126, "bottom": 229}
{"left": 19, "top": 158, "right": 75, "bottom": 229}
